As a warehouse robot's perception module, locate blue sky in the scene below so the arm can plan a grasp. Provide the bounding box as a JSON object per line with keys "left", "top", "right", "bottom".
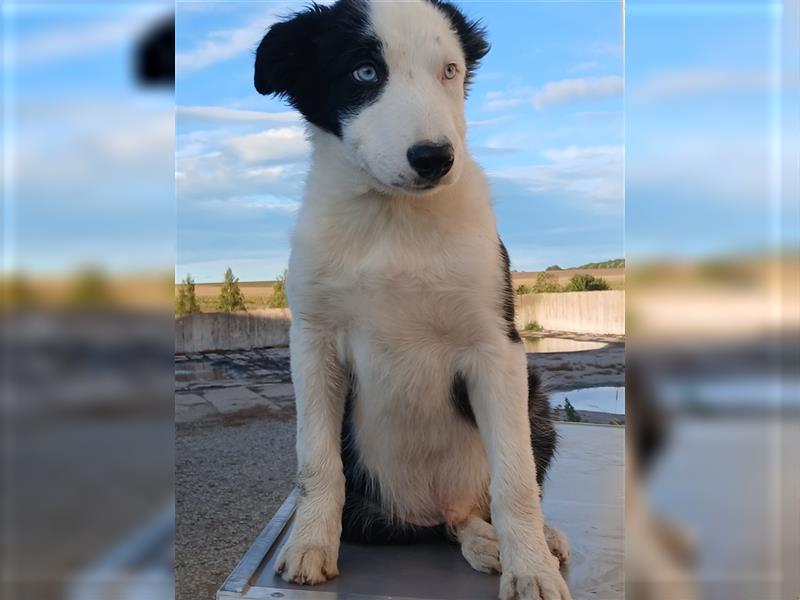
{"left": 5, "top": 1, "right": 792, "bottom": 281}
{"left": 625, "top": 1, "right": 796, "bottom": 262}
{"left": 175, "top": 1, "right": 624, "bottom": 282}
{"left": 3, "top": 3, "right": 175, "bottom": 276}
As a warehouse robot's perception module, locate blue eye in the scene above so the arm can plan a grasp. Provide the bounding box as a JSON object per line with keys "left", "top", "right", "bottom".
{"left": 444, "top": 63, "right": 458, "bottom": 80}
{"left": 353, "top": 63, "right": 379, "bottom": 83}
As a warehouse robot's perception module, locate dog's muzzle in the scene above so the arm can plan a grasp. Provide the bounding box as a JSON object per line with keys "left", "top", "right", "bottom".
{"left": 406, "top": 141, "right": 454, "bottom": 184}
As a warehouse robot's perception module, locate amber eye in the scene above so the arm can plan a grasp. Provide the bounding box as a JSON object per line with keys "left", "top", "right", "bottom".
{"left": 444, "top": 63, "right": 458, "bottom": 80}
{"left": 353, "top": 63, "right": 378, "bottom": 83}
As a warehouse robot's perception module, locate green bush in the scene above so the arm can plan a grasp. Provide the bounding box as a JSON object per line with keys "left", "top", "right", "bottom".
{"left": 69, "top": 265, "right": 111, "bottom": 307}
{"left": 566, "top": 273, "right": 610, "bottom": 291}
{"left": 523, "top": 320, "right": 543, "bottom": 332}
{"left": 533, "top": 272, "right": 560, "bottom": 293}
{"left": 269, "top": 269, "right": 289, "bottom": 308}
{"left": 218, "top": 267, "right": 247, "bottom": 312}
{"left": 515, "top": 284, "right": 533, "bottom": 295}
{"left": 176, "top": 273, "right": 200, "bottom": 315}
{"left": 563, "top": 398, "right": 582, "bottom": 422}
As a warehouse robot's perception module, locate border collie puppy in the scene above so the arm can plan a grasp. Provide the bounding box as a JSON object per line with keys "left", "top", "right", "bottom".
{"left": 255, "top": 2, "right": 571, "bottom": 599}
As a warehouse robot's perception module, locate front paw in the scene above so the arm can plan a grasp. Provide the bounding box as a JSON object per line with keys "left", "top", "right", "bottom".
{"left": 275, "top": 537, "right": 339, "bottom": 585}
{"left": 499, "top": 549, "right": 571, "bottom": 600}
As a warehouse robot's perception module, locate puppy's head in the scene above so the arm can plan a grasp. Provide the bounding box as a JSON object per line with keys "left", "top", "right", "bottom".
{"left": 255, "top": 0, "right": 489, "bottom": 195}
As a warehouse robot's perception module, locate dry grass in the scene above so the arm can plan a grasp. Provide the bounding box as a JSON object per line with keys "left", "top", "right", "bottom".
{"left": 184, "top": 281, "right": 276, "bottom": 312}
{"left": 512, "top": 268, "right": 625, "bottom": 291}
{"left": 177, "top": 268, "right": 626, "bottom": 312}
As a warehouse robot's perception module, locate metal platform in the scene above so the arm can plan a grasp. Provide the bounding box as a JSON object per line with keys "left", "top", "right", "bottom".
{"left": 218, "top": 423, "right": 623, "bottom": 600}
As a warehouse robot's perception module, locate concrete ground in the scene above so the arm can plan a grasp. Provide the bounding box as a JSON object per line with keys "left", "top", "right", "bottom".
{"left": 175, "top": 339, "right": 624, "bottom": 426}
{"left": 175, "top": 335, "right": 625, "bottom": 600}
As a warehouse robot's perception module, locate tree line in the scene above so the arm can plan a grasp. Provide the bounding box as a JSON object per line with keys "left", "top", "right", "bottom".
{"left": 515, "top": 272, "right": 610, "bottom": 295}
{"left": 175, "top": 267, "right": 288, "bottom": 315}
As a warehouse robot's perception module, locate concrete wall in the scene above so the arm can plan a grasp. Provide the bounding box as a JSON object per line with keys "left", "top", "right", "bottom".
{"left": 175, "top": 309, "right": 291, "bottom": 354}
{"left": 176, "top": 292, "right": 624, "bottom": 352}
{"left": 516, "top": 291, "right": 625, "bottom": 335}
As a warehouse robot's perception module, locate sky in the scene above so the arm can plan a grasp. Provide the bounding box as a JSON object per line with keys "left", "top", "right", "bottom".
{"left": 3, "top": 2, "right": 175, "bottom": 276}
{"left": 3, "top": 1, "right": 793, "bottom": 282}
{"left": 625, "top": 0, "right": 796, "bottom": 264}
{"left": 174, "top": 1, "right": 624, "bottom": 282}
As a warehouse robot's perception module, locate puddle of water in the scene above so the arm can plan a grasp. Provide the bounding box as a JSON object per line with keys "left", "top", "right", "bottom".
{"left": 523, "top": 337, "right": 608, "bottom": 353}
{"left": 660, "top": 374, "right": 800, "bottom": 410}
{"left": 549, "top": 386, "right": 625, "bottom": 415}
{"left": 175, "top": 362, "right": 235, "bottom": 383}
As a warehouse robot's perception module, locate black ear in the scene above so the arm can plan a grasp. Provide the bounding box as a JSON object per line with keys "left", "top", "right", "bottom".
{"left": 254, "top": 5, "right": 326, "bottom": 97}
{"left": 430, "top": 1, "right": 490, "bottom": 75}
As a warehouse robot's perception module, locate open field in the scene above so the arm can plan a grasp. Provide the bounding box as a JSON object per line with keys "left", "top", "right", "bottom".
{"left": 512, "top": 268, "right": 625, "bottom": 290}
{"left": 182, "top": 268, "right": 625, "bottom": 312}
{"left": 190, "top": 281, "right": 276, "bottom": 312}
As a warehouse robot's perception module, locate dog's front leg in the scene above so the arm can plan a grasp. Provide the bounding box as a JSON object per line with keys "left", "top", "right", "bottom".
{"left": 469, "top": 342, "right": 572, "bottom": 600}
{"left": 275, "top": 323, "right": 346, "bottom": 584}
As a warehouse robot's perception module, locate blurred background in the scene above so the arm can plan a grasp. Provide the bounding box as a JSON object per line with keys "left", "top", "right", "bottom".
{"left": 625, "top": 1, "right": 799, "bottom": 599}
{"left": 2, "top": 1, "right": 798, "bottom": 600}
{"left": 2, "top": 2, "right": 175, "bottom": 599}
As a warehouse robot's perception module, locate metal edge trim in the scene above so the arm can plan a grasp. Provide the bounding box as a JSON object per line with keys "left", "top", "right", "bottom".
{"left": 218, "top": 586, "right": 430, "bottom": 600}
{"left": 218, "top": 488, "right": 299, "bottom": 596}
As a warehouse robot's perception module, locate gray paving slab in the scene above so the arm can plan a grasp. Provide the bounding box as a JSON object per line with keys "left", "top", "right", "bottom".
{"left": 205, "top": 387, "right": 272, "bottom": 415}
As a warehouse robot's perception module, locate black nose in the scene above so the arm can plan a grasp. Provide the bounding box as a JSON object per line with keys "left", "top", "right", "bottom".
{"left": 407, "top": 142, "right": 454, "bottom": 182}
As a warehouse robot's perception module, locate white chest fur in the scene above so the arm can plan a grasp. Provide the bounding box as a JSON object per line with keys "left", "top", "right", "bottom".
{"left": 287, "top": 155, "right": 506, "bottom": 523}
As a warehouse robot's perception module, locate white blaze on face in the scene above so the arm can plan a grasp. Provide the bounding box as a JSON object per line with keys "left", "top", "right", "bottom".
{"left": 341, "top": 0, "right": 468, "bottom": 194}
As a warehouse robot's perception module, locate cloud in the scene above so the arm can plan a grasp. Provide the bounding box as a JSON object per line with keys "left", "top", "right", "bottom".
{"left": 176, "top": 9, "right": 280, "bottom": 75}
{"left": 177, "top": 106, "right": 301, "bottom": 123}
{"left": 202, "top": 195, "right": 301, "bottom": 214}
{"left": 175, "top": 122, "right": 310, "bottom": 210}
{"left": 572, "top": 111, "right": 623, "bottom": 118}
{"left": 569, "top": 61, "right": 601, "bottom": 73}
{"left": 176, "top": 1, "right": 336, "bottom": 75}
{"left": 225, "top": 127, "right": 310, "bottom": 163}
{"left": 626, "top": 132, "right": 777, "bottom": 203}
{"left": 585, "top": 41, "right": 622, "bottom": 58}
{"left": 483, "top": 87, "right": 535, "bottom": 112}
{"left": 631, "top": 68, "right": 793, "bottom": 103}
{"left": 489, "top": 144, "right": 623, "bottom": 210}
{"left": 11, "top": 7, "right": 166, "bottom": 67}
{"left": 468, "top": 115, "right": 517, "bottom": 127}
{"left": 533, "top": 76, "right": 623, "bottom": 109}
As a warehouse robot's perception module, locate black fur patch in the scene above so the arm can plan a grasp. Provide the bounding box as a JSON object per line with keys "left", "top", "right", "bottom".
{"left": 254, "top": 0, "right": 388, "bottom": 137}
{"left": 450, "top": 372, "right": 476, "bottom": 425}
{"left": 427, "top": 0, "right": 490, "bottom": 92}
{"left": 135, "top": 17, "right": 174, "bottom": 86}
{"left": 527, "top": 366, "right": 557, "bottom": 489}
{"left": 499, "top": 240, "right": 522, "bottom": 343}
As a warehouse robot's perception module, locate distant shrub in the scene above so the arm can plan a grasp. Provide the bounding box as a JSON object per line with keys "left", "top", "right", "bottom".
{"left": 69, "top": 265, "right": 112, "bottom": 307}
{"left": 269, "top": 269, "right": 289, "bottom": 308}
{"left": 218, "top": 267, "right": 247, "bottom": 312}
{"left": 2, "top": 274, "right": 38, "bottom": 309}
{"left": 545, "top": 265, "right": 563, "bottom": 271}
{"left": 533, "top": 272, "right": 560, "bottom": 293}
{"left": 566, "top": 273, "right": 609, "bottom": 291}
{"left": 564, "top": 398, "right": 582, "bottom": 422}
{"left": 515, "top": 284, "right": 533, "bottom": 295}
{"left": 523, "top": 320, "right": 543, "bottom": 332}
{"left": 176, "top": 273, "right": 200, "bottom": 315}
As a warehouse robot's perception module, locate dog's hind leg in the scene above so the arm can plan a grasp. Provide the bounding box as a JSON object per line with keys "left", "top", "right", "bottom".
{"left": 544, "top": 523, "right": 571, "bottom": 565}
{"left": 454, "top": 516, "right": 569, "bottom": 573}
{"left": 452, "top": 514, "right": 501, "bottom": 574}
